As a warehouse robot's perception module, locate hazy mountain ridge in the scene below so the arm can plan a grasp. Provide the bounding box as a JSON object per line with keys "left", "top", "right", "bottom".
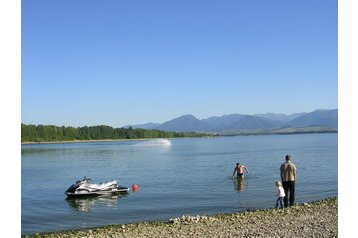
{"left": 254, "top": 112, "right": 306, "bottom": 122}
{"left": 156, "top": 114, "right": 210, "bottom": 132}
{"left": 283, "top": 109, "right": 338, "bottom": 129}
{"left": 124, "top": 122, "right": 161, "bottom": 129}
{"left": 126, "top": 109, "right": 338, "bottom": 133}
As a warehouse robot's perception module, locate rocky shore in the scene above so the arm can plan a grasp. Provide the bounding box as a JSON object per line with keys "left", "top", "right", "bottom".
{"left": 24, "top": 197, "right": 337, "bottom": 238}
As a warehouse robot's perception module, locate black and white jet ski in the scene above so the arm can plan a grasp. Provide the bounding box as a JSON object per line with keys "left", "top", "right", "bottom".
{"left": 65, "top": 176, "right": 129, "bottom": 198}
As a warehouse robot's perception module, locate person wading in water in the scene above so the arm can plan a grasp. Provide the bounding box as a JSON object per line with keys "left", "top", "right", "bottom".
{"left": 232, "top": 163, "right": 249, "bottom": 178}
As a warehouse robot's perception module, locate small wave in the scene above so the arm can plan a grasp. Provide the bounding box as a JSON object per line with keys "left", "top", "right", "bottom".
{"left": 134, "top": 139, "right": 172, "bottom": 147}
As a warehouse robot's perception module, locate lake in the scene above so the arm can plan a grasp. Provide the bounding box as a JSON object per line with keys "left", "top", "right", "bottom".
{"left": 21, "top": 133, "right": 338, "bottom": 235}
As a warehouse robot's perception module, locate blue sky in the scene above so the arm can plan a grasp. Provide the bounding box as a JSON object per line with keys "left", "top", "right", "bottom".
{"left": 21, "top": 0, "right": 338, "bottom": 127}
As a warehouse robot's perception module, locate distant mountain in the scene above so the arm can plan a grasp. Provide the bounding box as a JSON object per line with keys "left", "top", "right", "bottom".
{"left": 283, "top": 109, "right": 338, "bottom": 129}
{"left": 156, "top": 114, "right": 209, "bottom": 132}
{"left": 124, "top": 122, "right": 160, "bottom": 130}
{"left": 126, "top": 109, "right": 338, "bottom": 133}
{"left": 254, "top": 112, "right": 306, "bottom": 122}
{"left": 202, "top": 114, "right": 246, "bottom": 131}
{"left": 202, "top": 114, "right": 281, "bottom": 131}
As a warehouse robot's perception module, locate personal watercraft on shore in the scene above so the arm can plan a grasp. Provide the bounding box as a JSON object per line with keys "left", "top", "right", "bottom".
{"left": 65, "top": 177, "right": 129, "bottom": 197}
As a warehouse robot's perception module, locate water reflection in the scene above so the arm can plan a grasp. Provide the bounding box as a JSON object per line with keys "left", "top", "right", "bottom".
{"left": 66, "top": 194, "right": 127, "bottom": 212}
{"left": 233, "top": 177, "right": 246, "bottom": 192}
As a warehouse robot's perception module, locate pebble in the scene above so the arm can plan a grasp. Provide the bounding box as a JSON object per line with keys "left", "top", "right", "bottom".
{"left": 23, "top": 197, "right": 338, "bottom": 238}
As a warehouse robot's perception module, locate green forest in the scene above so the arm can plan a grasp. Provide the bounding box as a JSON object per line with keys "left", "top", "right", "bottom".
{"left": 21, "top": 124, "right": 209, "bottom": 142}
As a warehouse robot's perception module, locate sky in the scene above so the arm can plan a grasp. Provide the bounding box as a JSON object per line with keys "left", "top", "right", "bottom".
{"left": 20, "top": 0, "right": 338, "bottom": 128}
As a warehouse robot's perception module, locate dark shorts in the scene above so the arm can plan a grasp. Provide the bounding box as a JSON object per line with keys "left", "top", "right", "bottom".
{"left": 238, "top": 173, "right": 244, "bottom": 177}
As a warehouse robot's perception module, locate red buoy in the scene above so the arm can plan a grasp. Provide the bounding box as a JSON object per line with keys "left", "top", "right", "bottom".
{"left": 132, "top": 184, "right": 138, "bottom": 192}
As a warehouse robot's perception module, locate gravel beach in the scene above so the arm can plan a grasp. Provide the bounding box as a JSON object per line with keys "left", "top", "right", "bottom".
{"left": 24, "top": 197, "right": 337, "bottom": 238}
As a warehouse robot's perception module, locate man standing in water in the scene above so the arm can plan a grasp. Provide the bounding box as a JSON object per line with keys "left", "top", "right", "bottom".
{"left": 232, "top": 163, "right": 249, "bottom": 178}
{"left": 280, "top": 154, "right": 297, "bottom": 207}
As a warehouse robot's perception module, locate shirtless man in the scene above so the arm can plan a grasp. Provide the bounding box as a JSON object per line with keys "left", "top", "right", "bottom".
{"left": 232, "top": 163, "right": 249, "bottom": 178}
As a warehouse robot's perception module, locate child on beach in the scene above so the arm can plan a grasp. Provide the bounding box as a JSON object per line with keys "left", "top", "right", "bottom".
{"left": 275, "top": 181, "right": 285, "bottom": 209}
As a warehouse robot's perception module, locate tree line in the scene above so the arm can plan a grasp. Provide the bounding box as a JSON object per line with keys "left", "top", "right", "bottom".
{"left": 21, "top": 124, "right": 210, "bottom": 142}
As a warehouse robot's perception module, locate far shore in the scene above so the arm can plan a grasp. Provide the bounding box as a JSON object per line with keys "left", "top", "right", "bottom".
{"left": 21, "top": 138, "right": 155, "bottom": 145}
{"left": 21, "top": 130, "right": 337, "bottom": 145}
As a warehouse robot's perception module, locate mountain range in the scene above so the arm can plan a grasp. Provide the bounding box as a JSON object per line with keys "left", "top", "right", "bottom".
{"left": 125, "top": 109, "right": 338, "bottom": 133}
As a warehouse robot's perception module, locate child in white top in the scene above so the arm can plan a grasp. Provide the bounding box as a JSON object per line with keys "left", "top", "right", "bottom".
{"left": 275, "top": 181, "right": 286, "bottom": 209}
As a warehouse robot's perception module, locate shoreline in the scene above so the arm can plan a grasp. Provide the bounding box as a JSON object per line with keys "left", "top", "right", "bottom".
{"left": 23, "top": 197, "right": 338, "bottom": 238}
{"left": 21, "top": 138, "right": 153, "bottom": 145}
{"left": 21, "top": 131, "right": 337, "bottom": 145}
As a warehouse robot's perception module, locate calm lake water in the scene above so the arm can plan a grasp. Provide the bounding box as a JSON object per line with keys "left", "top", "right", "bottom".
{"left": 21, "top": 134, "right": 338, "bottom": 235}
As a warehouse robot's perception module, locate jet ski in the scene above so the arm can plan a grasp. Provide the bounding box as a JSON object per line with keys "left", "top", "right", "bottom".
{"left": 65, "top": 176, "right": 129, "bottom": 198}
